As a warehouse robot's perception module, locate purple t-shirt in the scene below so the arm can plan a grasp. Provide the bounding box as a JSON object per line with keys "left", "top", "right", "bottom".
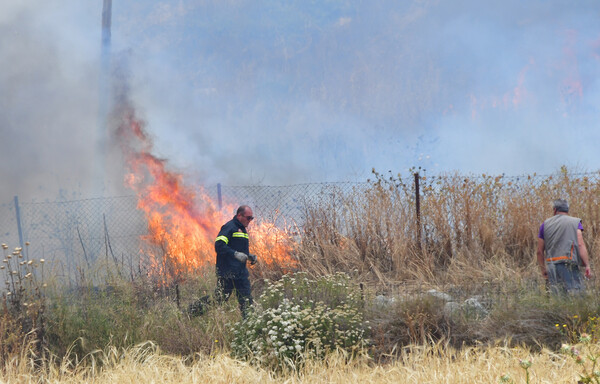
{"left": 538, "top": 220, "right": 584, "bottom": 239}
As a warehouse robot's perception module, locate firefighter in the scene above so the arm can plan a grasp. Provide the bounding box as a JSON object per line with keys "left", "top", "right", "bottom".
{"left": 188, "top": 205, "right": 257, "bottom": 318}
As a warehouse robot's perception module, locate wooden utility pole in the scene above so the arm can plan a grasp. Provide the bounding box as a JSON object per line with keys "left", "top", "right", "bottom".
{"left": 95, "top": 0, "right": 112, "bottom": 196}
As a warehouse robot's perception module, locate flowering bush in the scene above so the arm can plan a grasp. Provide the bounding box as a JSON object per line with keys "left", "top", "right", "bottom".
{"left": 231, "top": 272, "right": 367, "bottom": 369}
{"left": 501, "top": 330, "right": 600, "bottom": 384}
{"left": 498, "top": 358, "right": 533, "bottom": 384}
{"left": 1, "top": 242, "right": 47, "bottom": 360}
{"left": 555, "top": 314, "right": 600, "bottom": 345}
{"left": 560, "top": 335, "right": 600, "bottom": 384}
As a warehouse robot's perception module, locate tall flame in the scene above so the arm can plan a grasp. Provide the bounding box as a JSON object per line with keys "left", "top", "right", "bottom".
{"left": 113, "top": 102, "right": 297, "bottom": 282}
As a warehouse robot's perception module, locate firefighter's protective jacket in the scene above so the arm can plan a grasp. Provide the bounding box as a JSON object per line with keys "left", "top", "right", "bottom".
{"left": 214, "top": 217, "right": 250, "bottom": 278}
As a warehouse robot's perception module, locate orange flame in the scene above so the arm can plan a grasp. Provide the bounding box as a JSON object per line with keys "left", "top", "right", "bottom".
{"left": 115, "top": 105, "right": 297, "bottom": 282}
{"left": 251, "top": 220, "right": 298, "bottom": 269}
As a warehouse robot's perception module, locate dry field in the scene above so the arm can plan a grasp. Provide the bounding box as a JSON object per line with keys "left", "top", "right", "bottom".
{"left": 3, "top": 168, "right": 600, "bottom": 383}
{"left": 0, "top": 342, "right": 591, "bottom": 383}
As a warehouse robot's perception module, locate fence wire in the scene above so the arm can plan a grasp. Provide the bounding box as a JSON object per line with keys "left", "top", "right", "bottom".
{"left": 1, "top": 170, "right": 599, "bottom": 285}
{"left": 220, "top": 182, "right": 369, "bottom": 226}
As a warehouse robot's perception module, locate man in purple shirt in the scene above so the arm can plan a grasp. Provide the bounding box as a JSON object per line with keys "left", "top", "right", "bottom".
{"left": 537, "top": 199, "right": 592, "bottom": 293}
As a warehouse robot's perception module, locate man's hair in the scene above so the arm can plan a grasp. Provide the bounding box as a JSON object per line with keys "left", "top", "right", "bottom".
{"left": 553, "top": 199, "right": 569, "bottom": 213}
{"left": 236, "top": 205, "right": 250, "bottom": 216}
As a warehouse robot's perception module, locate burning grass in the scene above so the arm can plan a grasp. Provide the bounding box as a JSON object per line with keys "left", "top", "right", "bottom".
{"left": 114, "top": 99, "right": 299, "bottom": 286}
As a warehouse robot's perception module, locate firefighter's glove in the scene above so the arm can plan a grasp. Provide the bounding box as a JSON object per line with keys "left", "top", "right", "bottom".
{"left": 248, "top": 253, "right": 257, "bottom": 265}
{"left": 234, "top": 251, "right": 248, "bottom": 263}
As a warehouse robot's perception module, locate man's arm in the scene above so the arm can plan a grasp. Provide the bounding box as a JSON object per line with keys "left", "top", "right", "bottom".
{"left": 215, "top": 226, "right": 236, "bottom": 258}
{"left": 577, "top": 229, "right": 592, "bottom": 278}
{"left": 537, "top": 238, "right": 547, "bottom": 279}
{"left": 215, "top": 226, "right": 248, "bottom": 262}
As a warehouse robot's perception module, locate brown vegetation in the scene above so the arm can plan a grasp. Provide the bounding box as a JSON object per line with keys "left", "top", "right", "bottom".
{"left": 2, "top": 167, "right": 600, "bottom": 382}
{"left": 0, "top": 341, "right": 591, "bottom": 383}
{"left": 297, "top": 167, "right": 600, "bottom": 288}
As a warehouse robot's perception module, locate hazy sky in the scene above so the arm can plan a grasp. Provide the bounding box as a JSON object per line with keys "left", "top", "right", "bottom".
{"left": 2, "top": 0, "right": 599, "bottom": 201}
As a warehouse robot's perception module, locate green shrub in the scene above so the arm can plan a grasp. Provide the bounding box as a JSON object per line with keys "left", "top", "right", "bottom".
{"left": 480, "top": 287, "right": 600, "bottom": 350}
{"left": 45, "top": 281, "right": 145, "bottom": 358}
{"left": 231, "top": 272, "right": 367, "bottom": 370}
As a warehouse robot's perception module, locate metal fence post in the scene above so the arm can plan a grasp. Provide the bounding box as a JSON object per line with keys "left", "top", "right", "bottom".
{"left": 13, "top": 196, "right": 24, "bottom": 249}
{"left": 217, "top": 183, "right": 222, "bottom": 211}
{"left": 414, "top": 173, "right": 421, "bottom": 249}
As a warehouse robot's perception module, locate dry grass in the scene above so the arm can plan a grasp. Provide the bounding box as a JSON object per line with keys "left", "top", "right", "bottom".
{"left": 296, "top": 168, "right": 600, "bottom": 289}
{"left": 3, "top": 168, "right": 600, "bottom": 381}
{"left": 0, "top": 341, "right": 590, "bottom": 383}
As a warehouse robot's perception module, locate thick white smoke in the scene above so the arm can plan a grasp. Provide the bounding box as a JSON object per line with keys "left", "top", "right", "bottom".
{"left": 2, "top": 0, "right": 599, "bottom": 202}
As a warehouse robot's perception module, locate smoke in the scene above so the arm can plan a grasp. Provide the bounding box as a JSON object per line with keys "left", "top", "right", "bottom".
{"left": 112, "top": 0, "right": 600, "bottom": 180}
{"left": 2, "top": 0, "right": 600, "bottom": 202}
{"left": 0, "top": 1, "right": 117, "bottom": 202}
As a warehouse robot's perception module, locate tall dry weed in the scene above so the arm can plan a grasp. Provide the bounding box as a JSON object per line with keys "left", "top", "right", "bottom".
{"left": 297, "top": 168, "right": 600, "bottom": 289}
{"left": 0, "top": 341, "right": 592, "bottom": 383}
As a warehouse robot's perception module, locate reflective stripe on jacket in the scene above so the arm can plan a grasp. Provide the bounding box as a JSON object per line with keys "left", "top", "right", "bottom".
{"left": 214, "top": 217, "right": 250, "bottom": 278}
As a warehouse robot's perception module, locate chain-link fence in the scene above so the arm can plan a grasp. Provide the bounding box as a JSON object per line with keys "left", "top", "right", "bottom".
{"left": 2, "top": 170, "right": 599, "bottom": 285}
{"left": 0, "top": 196, "right": 147, "bottom": 284}
{"left": 0, "top": 182, "right": 368, "bottom": 284}
{"left": 220, "top": 182, "right": 369, "bottom": 226}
